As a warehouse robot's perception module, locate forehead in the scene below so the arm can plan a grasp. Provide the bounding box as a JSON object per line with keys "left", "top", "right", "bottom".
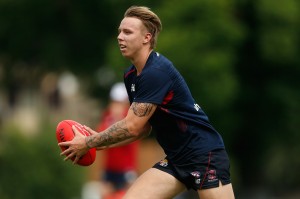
{"left": 119, "top": 17, "right": 144, "bottom": 31}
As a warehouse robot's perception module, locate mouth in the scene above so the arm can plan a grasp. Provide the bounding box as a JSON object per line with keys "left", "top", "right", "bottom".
{"left": 119, "top": 44, "right": 127, "bottom": 51}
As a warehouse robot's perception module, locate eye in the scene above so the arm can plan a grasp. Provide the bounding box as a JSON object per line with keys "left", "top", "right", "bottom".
{"left": 123, "top": 28, "right": 133, "bottom": 35}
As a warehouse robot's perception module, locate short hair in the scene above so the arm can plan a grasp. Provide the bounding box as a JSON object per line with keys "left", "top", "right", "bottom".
{"left": 124, "top": 6, "right": 162, "bottom": 49}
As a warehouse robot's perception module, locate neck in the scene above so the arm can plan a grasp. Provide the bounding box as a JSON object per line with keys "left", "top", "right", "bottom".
{"left": 131, "top": 49, "right": 153, "bottom": 75}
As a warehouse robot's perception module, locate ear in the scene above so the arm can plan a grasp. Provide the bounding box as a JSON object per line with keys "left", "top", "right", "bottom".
{"left": 143, "top": 32, "right": 152, "bottom": 45}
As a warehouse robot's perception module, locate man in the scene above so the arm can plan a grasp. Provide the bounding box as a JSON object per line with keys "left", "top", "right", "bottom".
{"left": 59, "top": 6, "right": 235, "bottom": 199}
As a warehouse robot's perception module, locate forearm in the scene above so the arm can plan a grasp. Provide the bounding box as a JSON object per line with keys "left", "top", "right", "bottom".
{"left": 103, "top": 125, "right": 152, "bottom": 149}
{"left": 85, "top": 119, "right": 151, "bottom": 149}
{"left": 96, "top": 129, "right": 147, "bottom": 150}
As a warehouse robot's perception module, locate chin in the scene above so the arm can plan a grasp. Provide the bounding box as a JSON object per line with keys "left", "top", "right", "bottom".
{"left": 121, "top": 52, "right": 133, "bottom": 59}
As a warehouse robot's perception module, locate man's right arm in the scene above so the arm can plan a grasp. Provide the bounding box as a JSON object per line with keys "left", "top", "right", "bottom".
{"left": 85, "top": 102, "right": 157, "bottom": 149}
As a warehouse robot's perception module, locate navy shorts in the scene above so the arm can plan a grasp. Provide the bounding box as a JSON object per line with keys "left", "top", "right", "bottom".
{"left": 153, "top": 149, "right": 231, "bottom": 190}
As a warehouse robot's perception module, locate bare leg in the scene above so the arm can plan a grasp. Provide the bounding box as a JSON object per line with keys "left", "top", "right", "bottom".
{"left": 123, "top": 168, "right": 186, "bottom": 199}
{"left": 197, "top": 181, "right": 235, "bottom": 199}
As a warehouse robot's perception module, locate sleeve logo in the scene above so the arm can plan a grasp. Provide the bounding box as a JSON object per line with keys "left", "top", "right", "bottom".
{"left": 194, "top": 103, "right": 201, "bottom": 111}
{"left": 131, "top": 84, "right": 135, "bottom": 92}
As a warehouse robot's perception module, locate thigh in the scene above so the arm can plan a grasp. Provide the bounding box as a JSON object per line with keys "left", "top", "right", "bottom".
{"left": 123, "top": 168, "right": 186, "bottom": 199}
{"left": 198, "top": 181, "right": 235, "bottom": 199}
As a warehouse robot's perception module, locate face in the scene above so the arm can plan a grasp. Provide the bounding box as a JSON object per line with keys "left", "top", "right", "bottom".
{"left": 117, "top": 17, "right": 151, "bottom": 59}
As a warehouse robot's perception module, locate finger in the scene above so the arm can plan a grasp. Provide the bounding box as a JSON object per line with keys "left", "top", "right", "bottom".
{"left": 58, "top": 141, "right": 71, "bottom": 147}
{"left": 64, "top": 151, "right": 76, "bottom": 161}
{"left": 84, "top": 125, "right": 96, "bottom": 135}
{"left": 60, "top": 148, "right": 71, "bottom": 156}
{"left": 73, "top": 155, "right": 81, "bottom": 164}
{"left": 83, "top": 125, "right": 94, "bottom": 134}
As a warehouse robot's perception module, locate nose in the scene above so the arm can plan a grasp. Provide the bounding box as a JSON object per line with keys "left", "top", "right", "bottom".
{"left": 117, "top": 31, "right": 123, "bottom": 41}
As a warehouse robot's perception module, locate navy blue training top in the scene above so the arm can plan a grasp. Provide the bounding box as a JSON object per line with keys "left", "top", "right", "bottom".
{"left": 124, "top": 51, "right": 224, "bottom": 165}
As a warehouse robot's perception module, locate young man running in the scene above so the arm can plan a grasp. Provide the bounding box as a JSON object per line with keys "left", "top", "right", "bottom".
{"left": 59, "top": 6, "right": 235, "bottom": 199}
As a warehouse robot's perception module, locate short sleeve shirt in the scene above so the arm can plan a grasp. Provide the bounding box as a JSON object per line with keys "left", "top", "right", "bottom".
{"left": 124, "top": 51, "right": 224, "bottom": 164}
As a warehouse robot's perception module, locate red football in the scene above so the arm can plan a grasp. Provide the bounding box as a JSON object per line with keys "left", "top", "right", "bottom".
{"left": 56, "top": 120, "right": 96, "bottom": 166}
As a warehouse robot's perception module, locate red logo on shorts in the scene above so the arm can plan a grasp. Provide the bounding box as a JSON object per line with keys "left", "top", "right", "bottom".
{"left": 207, "top": 170, "right": 218, "bottom": 182}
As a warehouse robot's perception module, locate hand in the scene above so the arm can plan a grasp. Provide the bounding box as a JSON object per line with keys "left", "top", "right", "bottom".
{"left": 58, "top": 125, "right": 90, "bottom": 164}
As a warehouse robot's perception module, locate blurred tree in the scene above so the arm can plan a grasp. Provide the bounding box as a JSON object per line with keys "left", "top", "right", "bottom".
{"left": 0, "top": 0, "right": 117, "bottom": 106}
{"left": 0, "top": 123, "right": 86, "bottom": 199}
{"left": 233, "top": 0, "right": 300, "bottom": 192}
{"left": 0, "top": 0, "right": 115, "bottom": 72}
{"left": 0, "top": 0, "right": 162, "bottom": 99}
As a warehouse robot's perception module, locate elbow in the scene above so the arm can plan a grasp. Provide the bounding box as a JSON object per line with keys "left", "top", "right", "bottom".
{"left": 126, "top": 119, "right": 151, "bottom": 138}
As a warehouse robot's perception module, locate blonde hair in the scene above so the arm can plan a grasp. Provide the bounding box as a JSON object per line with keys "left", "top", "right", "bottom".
{"left": 124, "top": 6, "right": 162, "bottom": 49}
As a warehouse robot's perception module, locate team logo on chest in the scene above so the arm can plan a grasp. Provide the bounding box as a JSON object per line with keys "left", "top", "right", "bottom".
{"left": 131, "top": 84, "right": 135, "bottom": 92}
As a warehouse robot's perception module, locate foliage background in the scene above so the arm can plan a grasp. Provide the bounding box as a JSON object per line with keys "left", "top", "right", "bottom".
{"left": 0, "top": 0, "right": 299, "bottom": 198}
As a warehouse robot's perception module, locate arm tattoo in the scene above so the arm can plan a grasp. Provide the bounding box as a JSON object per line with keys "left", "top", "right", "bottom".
{"left": 85, "top": 120, "right": 131, "bottom": 148}
{"left": 130, "top": 102, "right": 154, "bottom": 117}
